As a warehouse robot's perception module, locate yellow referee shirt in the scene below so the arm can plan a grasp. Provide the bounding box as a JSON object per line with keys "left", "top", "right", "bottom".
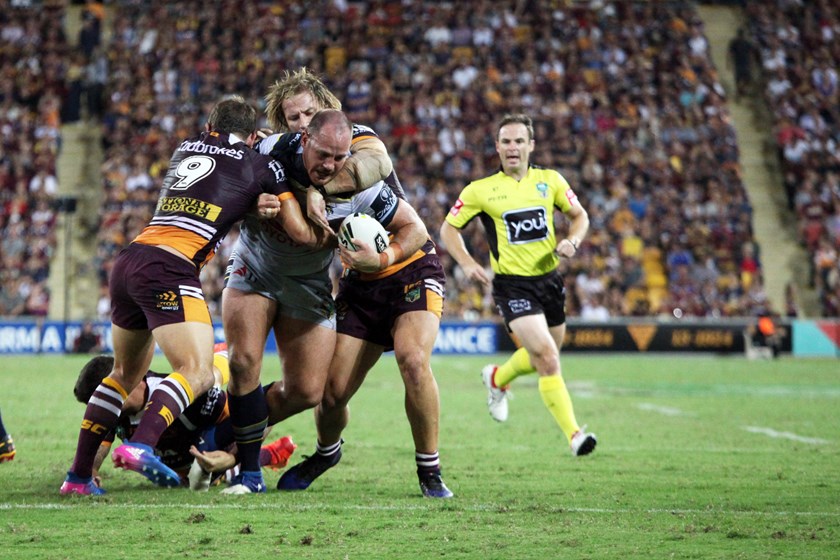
{"left": 445, "top": 165, "right": 578, "bottom": 277}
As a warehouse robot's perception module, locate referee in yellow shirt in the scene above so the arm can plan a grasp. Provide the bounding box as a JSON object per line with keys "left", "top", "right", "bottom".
{"left": 440, "top": 113, "right": 596, "bottom": 456}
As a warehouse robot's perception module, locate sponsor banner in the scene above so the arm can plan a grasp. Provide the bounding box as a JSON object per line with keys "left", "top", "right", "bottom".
{"left": 433, "top": 323, "right": 497, "bottom": 355}
{"left": 0, "top": 321, "right": 498, "bottom": 355}
{"left": 0, "top": 319, "right": 796, "bottom": 355}
{"left": 0, "top": 321, "right": 114, "bottom": 354}
{"left": 497, "top": 320, "right": 794, "bottom": 354}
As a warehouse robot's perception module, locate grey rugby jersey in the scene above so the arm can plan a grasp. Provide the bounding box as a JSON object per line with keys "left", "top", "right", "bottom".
{"left": 232, "top": 133, "right": 398, "bottom": 279}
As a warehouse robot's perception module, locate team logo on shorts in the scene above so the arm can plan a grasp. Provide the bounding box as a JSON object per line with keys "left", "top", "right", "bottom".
{"left": 508, "top": 299, "right": 532, "bottom": 314}
{"left": 404, "top": 282, "right": 422, "bottom": 303}
{"left": 335, "top": 300, "right": 348, "bottom": 321}
{"left": 155, "top": 290, "right": 180, "bottom": 311}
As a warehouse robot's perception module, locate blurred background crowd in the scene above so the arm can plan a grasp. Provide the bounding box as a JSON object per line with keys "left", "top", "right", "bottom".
{"left": 1, "top": 0, "right": 837, "bottom": 322}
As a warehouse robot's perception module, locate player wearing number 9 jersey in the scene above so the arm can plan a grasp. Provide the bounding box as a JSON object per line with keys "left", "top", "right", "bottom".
{"left": 61, "top": 96, "right": 328, "bottom": 496}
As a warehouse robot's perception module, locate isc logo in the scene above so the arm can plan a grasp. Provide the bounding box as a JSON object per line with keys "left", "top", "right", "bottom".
{"left": 374, "top": 233, "right": 388, "bottom": 253}
{"left": 81, "top": 419, "right": 108, "bottom": 435}
{"left": 502, "top": 207, "right": 548, "bottom": 244}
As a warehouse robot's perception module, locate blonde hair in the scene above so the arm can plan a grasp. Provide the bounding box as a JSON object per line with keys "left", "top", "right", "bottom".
{"left": 265, "top": 67, "right": 342, "bottom": 131}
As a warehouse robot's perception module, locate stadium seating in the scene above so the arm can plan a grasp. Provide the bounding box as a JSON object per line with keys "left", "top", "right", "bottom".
{"left": 743, "top": 2, "right": 840, "bottom": 317}
{"left": 5, "top": 1, "right": 785, "bottom": 320}
{"left": 0, "top": 3, "right": 67, "bottom": 317}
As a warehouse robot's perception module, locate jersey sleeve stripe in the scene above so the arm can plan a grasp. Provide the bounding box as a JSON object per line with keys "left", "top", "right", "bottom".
{"left": 179, "top": 285, "right": 205, "bottom": 300}
{"left": 150, "top": 215, "right": 217, "bottom": 239}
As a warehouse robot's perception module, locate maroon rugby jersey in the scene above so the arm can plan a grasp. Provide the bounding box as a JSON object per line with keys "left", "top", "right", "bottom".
{"left": 133, "top": 131, "right": 292, "bottom": 268}
{"left": 107, "top": 373, "right": 229, "bottom": 471}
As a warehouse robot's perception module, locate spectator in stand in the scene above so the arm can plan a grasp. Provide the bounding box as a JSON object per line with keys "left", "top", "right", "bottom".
{"left": 73, "top": 321, "right": 103, "bottom": 354}
{"left": 727, "top": 27, "right": 758, "bottom": 101}
{"left": 745, "top": 1, "right": 840, "bottom": 316}
{"left": 0, "top": 3, "right": 66, "bottom": 318}
{"left": 0, "top": 276, "right": 28, "bottom": 316}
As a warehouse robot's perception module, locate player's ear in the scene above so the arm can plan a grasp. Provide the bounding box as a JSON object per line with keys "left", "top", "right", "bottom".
{"left": 204, "top": 122, "right": 212, "bottom": 133}
{"left": 245, "top": 131, "right": 258, "bottom": 148}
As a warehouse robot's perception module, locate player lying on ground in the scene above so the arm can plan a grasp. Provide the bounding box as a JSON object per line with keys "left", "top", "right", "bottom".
{"left": 67, "top": 346, "right": 295, "bottom": 492}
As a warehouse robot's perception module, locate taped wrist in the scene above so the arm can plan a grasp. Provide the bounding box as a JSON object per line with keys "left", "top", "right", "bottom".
{"left": 378, "top": 242, "right": 404, "bottom": 269}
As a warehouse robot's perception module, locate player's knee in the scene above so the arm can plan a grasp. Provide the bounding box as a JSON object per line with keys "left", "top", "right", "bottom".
{"left": 396, "top": 351, "right": 430, "bottom": 387}
{"left": 175, "top": 363, "right": 216, "bottom": 393}
{"left": 227, "top": 350, "right": 261, "bottom": 383}
{"left": 320, "top": 388, "right": 348, "bottom": 411}
{"left": 284, "top": 382, "right": 323, "bottom": 410}
{"left": 299, "top": 389, "right": 323, "bottom": 410}
{"left": 532, "top": 348, "right": 560, "bottom": 375}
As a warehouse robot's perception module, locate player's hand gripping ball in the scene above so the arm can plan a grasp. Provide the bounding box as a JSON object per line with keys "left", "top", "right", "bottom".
{"left": 338, "top": 213, "right": 390, "bottom": 253}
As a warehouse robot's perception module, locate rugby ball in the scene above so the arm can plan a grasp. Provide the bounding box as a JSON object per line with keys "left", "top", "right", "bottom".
{"left": 338, "top": 213, "right": 390, "bottom": 253}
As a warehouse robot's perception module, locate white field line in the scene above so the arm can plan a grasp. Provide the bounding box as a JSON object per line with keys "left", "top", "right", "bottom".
{"left": 743, "top": 426, "right": 830, "bottom": 445}
{"left": 2, "top": 502, "right": 839, "bottom": 517}
{"left": 636, "top": 403, "right": 691, "bottom": 416}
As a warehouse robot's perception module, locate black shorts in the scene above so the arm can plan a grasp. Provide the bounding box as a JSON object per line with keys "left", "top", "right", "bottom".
{"left": 336, "top": 253, "right": 445, "bottom": 351}
{"left": 110, "top": 244, "right": 211, "bottom": 331}
{"left": 492, "top": 270, "right": 566, "bottom": 329}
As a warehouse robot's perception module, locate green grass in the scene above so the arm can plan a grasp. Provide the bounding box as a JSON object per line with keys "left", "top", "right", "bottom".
{"left": 1, "top": 354, "right": 838, "bottom": 559}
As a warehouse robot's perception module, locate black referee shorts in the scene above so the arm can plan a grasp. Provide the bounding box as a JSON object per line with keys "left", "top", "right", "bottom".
{"left": 492, "top": 270, "right": 566, "bottom": 330}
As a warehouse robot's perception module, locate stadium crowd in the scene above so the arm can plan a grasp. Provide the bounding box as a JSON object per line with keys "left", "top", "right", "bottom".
{"left": 742, "top": 0, "right": 840, "bottom": 317}
{"left": 6, "top": 0, "right": 816, "bottom": 322}
{"left": 0, "top": 1, "right": 69, "bottom": 317}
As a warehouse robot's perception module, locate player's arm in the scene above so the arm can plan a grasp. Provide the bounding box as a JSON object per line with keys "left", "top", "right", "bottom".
{"left": 556, "top": 201, "right": 589, "bottom": 258}
{"left": 91, "top": 441, "right": 111, "bottom": 486}
{"left": 188, "top": 445, "right": 237, "bottom": 473}
{"left": 324, "top": 136, "right": 392, "bottom": 196}
{"left": 340, "top": 199, "right": 426, "bottom": 273}
{"left": 440, "top": 220, "right": 491, "bottom": 286}
{"left": 307, "top": 137, "right": 393, "bottom": 227}
{"left": 253, "top": 192, "right": 282, "bottom": 219}
{"left": 277, "top": 192, "right": 336, "bottom": 249}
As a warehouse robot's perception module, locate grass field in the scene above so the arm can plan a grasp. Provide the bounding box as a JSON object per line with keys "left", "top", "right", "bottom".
{"left": 1, "top": 353, "right": 838, "bottom": 559}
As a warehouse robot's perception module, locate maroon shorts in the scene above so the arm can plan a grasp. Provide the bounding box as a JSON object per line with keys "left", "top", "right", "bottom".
{"left": 110, "top": 243, "right": 211, "bottom": 331}
{"left": 336, "top": 253, "right": 445, "bottom": 350}
{"left": 492, "top": 270, "right": 566, "bottom": 330}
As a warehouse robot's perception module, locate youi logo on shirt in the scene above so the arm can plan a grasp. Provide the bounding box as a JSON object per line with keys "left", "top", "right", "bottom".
{"left": 503, "top": 207, "right": 549, "bottom": 244}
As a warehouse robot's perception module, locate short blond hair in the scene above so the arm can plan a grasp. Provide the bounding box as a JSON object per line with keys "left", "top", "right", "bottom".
{"left": 265, "top": 67, "right": 342, "bottom": 132}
